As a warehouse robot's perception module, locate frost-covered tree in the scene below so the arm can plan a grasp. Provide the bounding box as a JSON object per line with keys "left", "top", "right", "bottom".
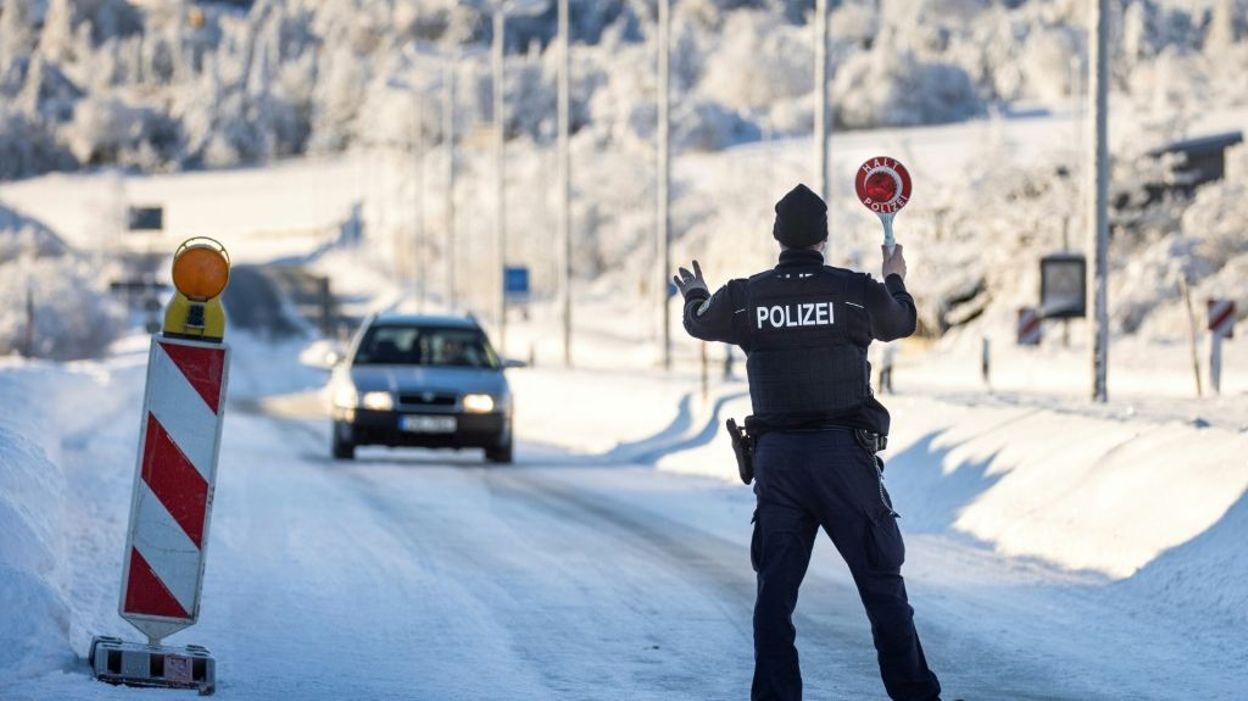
{"left": 0, "top": 0, "right": 1245, "bottom": 179}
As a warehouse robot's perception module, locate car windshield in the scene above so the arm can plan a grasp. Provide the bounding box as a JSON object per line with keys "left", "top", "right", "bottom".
{"left": 353, "top": 325, "right": 500, "bottom": 369}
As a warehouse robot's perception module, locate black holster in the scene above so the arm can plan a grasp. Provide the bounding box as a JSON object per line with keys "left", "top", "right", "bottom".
{"left": 726, "top": 418, "right": 755, "bottom": 485}
{"left": 853, "top": 428, "right": 888, "bottom": 454}
{"left": 854, "top": 428, "right": 888, "bottom": 473}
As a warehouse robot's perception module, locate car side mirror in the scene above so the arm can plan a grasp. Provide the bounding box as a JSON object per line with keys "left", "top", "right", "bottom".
{"left": 501, "top": 358, "right": 526, "bottom": 369}
{"left": 302, "top": 341, "right": 346, "bottom": 371}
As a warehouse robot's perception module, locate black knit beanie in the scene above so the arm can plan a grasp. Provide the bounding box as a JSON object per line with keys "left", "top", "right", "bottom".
{"left": 772, "top": 183, "right": 828, "bottom": 248}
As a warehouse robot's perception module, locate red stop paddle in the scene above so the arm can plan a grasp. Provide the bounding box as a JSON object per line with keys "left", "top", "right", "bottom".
{"left": 855, "top": 156, "right": 912, "bottom": 254}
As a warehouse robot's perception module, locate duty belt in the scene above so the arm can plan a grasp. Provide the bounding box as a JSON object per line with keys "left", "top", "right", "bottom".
{"left": 742, "top": 416, "right": 888, "bottom": 453}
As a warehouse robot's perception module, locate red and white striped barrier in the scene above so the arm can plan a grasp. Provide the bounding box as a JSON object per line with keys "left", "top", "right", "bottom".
{"left": 1207, "top": 299, "right": 1236, "bottom": 339}
{"left": 1017, "top": 307, "right": 1042, "bottom": 347}
{"left": 119, "top": 337, "right": 229, "bottom": 642}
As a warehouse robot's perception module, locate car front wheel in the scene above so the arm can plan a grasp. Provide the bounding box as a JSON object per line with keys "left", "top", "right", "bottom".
{"left": 485, "top": 437, "right": 513, "bottom": 464}
{"left": 332, "top": 422, "right": 355, "bottom": 460}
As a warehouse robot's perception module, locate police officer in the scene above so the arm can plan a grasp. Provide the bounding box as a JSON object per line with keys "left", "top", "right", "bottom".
{"left": 673, "top": 184, "right": 942, "bottom": 701}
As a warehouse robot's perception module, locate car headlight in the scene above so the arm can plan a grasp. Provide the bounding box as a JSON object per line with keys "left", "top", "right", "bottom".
{"left": 360, "top": 391, "right": 394, "bottom": 411}
{"left": 332, "top": 383, "right": 358, "bottom": 409}
{"left": 462, "top": 393, "right": 495, "bottom": 413}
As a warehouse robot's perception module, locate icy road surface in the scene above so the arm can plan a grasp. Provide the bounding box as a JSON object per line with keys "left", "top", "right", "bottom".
{"left": 4, "top": 339, "right": 1244, "bottom": 699}
{"left": 9, "top": 412, "right": 1062, "bottom": 699}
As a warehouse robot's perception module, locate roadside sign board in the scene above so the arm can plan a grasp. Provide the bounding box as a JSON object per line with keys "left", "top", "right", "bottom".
{"left": 1208, "top": 299, "right": 1236, "bottom": 339}
{"left": 1040, "top": 253, "right": 1087, "bottom": 319}
{"left": 504, "top": 266, "right": 530, "bottom": 302}
{"left": 119, "top": 337, "right": 229, "bottom": 642}
{"left": 128, "top": 207, "right": 165, "bottom": 232}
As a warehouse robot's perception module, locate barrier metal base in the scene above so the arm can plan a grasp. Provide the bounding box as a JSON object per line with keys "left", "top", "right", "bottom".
{"left": 89, "top": 636, "right": 215, "bottom": 696}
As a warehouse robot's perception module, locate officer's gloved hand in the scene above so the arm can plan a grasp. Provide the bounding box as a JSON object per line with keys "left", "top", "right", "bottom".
{"left": 882, "top": 244, "right": 907, "bottom": 281}
{"left": 672, "top": 260, "right": 710, "bottom": 301}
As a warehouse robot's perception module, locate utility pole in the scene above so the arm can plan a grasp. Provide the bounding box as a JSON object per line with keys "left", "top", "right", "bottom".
{"left": 657, "top": 0, "right": 671, "bottom": 370}
{"left": 23, "top": 281, "right": 34, "bottom": 358}
{"left": 415, "top": 96, "right": 428, "bottom": 313}
{"left": 814, "top": 0, "right": 830, "bottom": 204}
{"left": 558, "top": 0, "right": 572, "bottom": 366}
{"left": 1088, "top": 0, "right": 1110, "bottom": 403}
{"left": 493, "top": 8, "right": 508, "bottom": 353}
{"left": 443, "top": 58, "right": 457, "bottom": 311}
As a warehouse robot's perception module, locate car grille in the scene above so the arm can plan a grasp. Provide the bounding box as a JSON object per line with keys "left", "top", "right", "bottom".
{"left": 398, "top": 392, "right": 457, "bottom": 408}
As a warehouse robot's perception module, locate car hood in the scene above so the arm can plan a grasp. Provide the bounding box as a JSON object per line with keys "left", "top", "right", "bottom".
{"left": 349, "top": 364, "right": 508, "bottom": 396}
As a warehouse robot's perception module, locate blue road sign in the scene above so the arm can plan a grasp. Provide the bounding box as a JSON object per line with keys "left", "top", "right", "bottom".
{"left": 504, "top": 266, "right": 530, "bottom": 301}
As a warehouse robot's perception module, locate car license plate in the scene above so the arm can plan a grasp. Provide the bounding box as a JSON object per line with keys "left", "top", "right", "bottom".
{"left": 400, "top": 415, "right": 457, "bottom": 433}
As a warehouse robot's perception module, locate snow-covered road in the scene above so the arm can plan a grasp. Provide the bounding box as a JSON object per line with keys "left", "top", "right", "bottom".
{"left": 5, "top": 401, "right": 1059, "bottom": 699}
{"left": 7, "top": 335, "right": 1245, "bottom": 701}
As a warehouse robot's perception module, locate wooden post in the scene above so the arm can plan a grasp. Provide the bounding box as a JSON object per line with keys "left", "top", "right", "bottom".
{"left": 1180, "top": 278, "right": 1203, "bottom": 398}
{"left": 700, "top": 341, "right": 709, "bottom": 402}
{"left": 981, "top": 337, "right": 991, "bottom": 388}
{"left": 23, "top": 282, "right": 35, "bottom": 358}
{"left": 318, "top": 277, "right": 333, "bottom": 338}
{"left": 879, "top": 345, "right": 895, "bottom": 394}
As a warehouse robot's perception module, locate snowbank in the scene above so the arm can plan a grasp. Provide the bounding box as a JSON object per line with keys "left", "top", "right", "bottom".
{"left": 0, "top": 363, "right": 71, "bottom": 681}
{"left": 0, "top": 335, "right": 172, "bottom": 684}
{"left": 0, "top": 354, "right": 142, "bottom": 682}
{"left": 654, "top": 387, "right": 1248, "bottom": 627}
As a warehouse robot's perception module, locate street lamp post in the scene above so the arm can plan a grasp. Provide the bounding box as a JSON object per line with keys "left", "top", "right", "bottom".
{"left": 814, "top": 0, "right": 830, "bottom": 204}
{"left": 493, "top": 9, "right": 507, "bottom": 353}
{"left": 557, "top": 0, "right": 572, "bottom": 366}
{"left": 657, "top": 0, "right": 671, "bottom": 370}
{"left": 1088, "top": 0, "right": 1110, "bottom": 403}
{"left": 443, "top": 57, "right": 457, "bottom": 311}
{"left": 415, "top": 96, "right": 428, "bottom": 312}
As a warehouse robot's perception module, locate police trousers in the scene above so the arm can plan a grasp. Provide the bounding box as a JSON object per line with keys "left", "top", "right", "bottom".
{"left": 750, "top": 429, "right": 941, "bottom": 701}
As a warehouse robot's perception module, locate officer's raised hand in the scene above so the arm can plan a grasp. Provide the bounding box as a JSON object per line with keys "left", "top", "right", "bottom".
{"left": 882, "top": 244, "right": 907, "bottom": 281}
{"left": 673, "top": 260, "right": 710, "bottom": 300}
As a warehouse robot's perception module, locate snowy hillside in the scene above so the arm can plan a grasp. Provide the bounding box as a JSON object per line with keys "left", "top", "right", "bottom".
{"left": 1, "top": 0, "right": 1246, "bottom": 178}
{"left": 1, "top": 0, "right": 1246, "bottom": 355}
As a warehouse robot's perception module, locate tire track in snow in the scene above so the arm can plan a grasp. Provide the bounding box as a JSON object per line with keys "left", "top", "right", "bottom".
{"left": 253, "top": 406, "right": 1083, "bottom": 700}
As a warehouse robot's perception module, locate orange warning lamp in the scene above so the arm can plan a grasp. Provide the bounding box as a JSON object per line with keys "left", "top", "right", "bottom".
{"left": 164, "top": 238, "right": 230, "bottom": 341}
{"left": 172, "top": 239, "right": 230, "bottom": 300}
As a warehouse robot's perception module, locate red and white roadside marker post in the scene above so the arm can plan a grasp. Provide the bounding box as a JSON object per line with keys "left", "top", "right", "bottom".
{"left": 90, "top": 239, "right": 232, "bottom": 696}
{"left": 1207, "top": 299, "right": 1236, "bottom": 395}
{"left": 1018, "top": 307, "right": 1042, "bottom": 347}
{"left": 855, "top": 156, "right": 912, "bottom": 254}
